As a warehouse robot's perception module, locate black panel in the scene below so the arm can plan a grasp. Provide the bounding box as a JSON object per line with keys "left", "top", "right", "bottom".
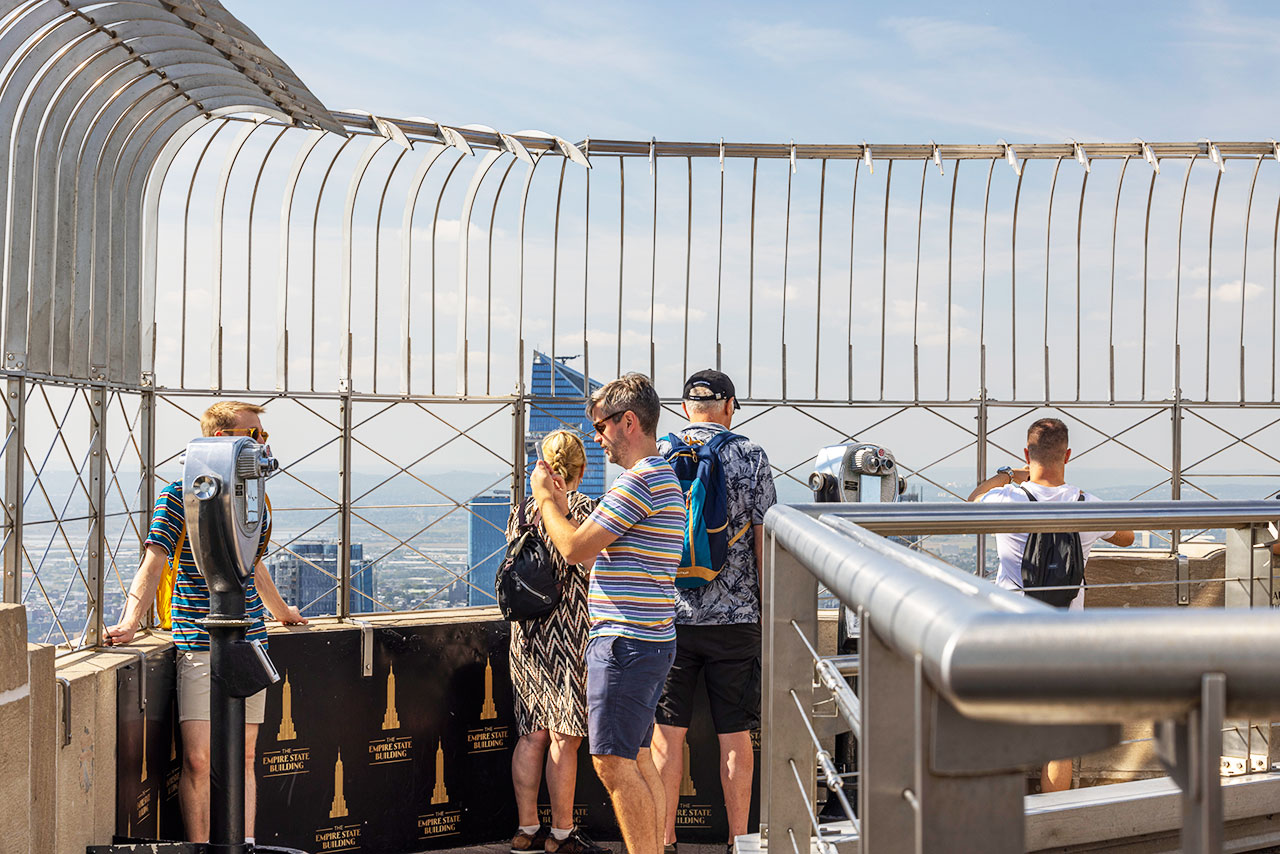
{"left": 114, "top": 647, "right": 184, "bottom": 842}
{"left": 117, "top": 621, "right": 760, "bottom": 852}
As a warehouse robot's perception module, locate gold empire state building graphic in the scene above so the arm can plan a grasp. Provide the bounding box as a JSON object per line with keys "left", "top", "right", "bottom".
{"left": 431, "top": 740, "right": 449, "bottom": 804}
{"left": 277, "top": 672, "right": 297, "bottom": 741}
{"left": 140, "top": 713, "right": 148, "bottom": 783}
{"left": 382, "top": 664, "right": 400, "bottom": 730}
{"left": 330, "top": 751, "right": 349, "bottom": 819}
{"left": 680, "top": 741, "right": 696, "bottom": 796}
{"left": 480, "top": 654, "right": 497, "bottom": 720}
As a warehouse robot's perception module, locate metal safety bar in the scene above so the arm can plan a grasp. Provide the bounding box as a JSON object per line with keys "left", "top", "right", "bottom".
{"left": 762, "top": 500, "right": 1280, "bottom": 854}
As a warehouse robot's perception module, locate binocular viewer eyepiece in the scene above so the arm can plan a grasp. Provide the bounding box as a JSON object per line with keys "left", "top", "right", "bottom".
{"left": 809, "top": 441, "right": 907, "bottom": 503}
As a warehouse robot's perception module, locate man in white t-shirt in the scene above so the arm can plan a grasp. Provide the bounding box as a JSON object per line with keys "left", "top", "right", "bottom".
{"left": 967, "top": 417, "right": 1134, "bottom": 792}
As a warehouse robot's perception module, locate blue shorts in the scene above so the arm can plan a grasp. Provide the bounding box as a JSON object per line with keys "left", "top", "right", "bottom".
{"left": 586, "top": 635, "right": 676, "bottom": 759}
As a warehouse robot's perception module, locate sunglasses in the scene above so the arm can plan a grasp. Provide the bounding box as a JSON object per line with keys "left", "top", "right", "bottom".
{"left": 224, "top": 426, "right": 269, "bottom": 443}
{"left": 591, "top": 410, "right": 627, "bottom": 435}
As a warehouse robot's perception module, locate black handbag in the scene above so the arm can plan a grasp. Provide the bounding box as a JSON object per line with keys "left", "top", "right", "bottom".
{"left": 495, "top": 500, "right": 562, "bottom": 621}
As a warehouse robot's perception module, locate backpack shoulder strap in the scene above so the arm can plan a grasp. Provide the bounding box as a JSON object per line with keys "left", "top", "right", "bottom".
{"left": 1018, "top": 484, "right": 1037, "bottom": 502}
{"left": 1077, "top": 490, "right": 1086, "bottom": 502}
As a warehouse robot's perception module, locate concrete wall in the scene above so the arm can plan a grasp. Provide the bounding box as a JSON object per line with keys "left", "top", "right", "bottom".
{"left": 0, "top": 602, "right": 178, "bottom": 853}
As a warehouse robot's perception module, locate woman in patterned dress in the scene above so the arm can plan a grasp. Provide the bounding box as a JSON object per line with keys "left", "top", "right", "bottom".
{"left": 508, "top": 430, "right": 605, "bottom": 854}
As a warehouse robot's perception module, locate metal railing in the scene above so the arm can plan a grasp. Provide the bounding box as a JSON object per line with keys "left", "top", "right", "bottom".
{"left": 3, "top": 0, "right": 1280, "bottom": 649}
{"left": 761, "top": 500, "right": 1280, "bottom": 854}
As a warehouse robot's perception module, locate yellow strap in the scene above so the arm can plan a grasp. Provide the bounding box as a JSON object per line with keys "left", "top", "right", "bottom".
{"left": 154, "top": 493, "right": 272, "bottom": 630}
{"left": 727, "top": 521, "right": 752, "bottom": 547}
{"left": 155, "top": 526, "right": 183, "bottom": 630}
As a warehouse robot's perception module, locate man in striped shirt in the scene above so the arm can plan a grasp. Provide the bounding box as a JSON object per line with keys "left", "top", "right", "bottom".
{"left": 105, "top": 401, "right": 305, "bottom": 845}
{"left": 532, "top": 373, "right": 685, "bottom": 854}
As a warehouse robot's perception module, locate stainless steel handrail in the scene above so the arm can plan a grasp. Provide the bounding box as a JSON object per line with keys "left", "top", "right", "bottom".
{"left": 762, "top": 500, "right": 1280, "bottom": 854}
{"left": 784, "top": 499, "right": 1280, "bottom": 535}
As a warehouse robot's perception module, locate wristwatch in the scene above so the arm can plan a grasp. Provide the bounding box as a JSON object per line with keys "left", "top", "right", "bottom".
{"left": 996, "top": 466, "right": 1014, "bottom": 484}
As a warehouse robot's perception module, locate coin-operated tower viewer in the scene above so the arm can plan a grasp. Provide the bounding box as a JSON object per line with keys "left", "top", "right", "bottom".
{"left": 182, "top": 437, "right": 287, "bottom": 854}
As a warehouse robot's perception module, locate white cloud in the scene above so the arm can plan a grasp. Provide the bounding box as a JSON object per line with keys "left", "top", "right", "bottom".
{"left": 1191, "top": 279, "right": 1266, "bottom": 302}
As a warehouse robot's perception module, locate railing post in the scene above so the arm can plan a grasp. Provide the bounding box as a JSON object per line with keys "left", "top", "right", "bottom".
{"left": 975, "top": 384, "right": 988, "bottom": 576}
{"left": 1224, "top": 523, "right": 1269, "bottom": 608}
{"left": 1158, "top": 674, "right": 1226, "bottom": 854}
{"left": 139, "top": 387, "right": 156, "bottom": 626}
{"left": 760, "top": 529, "right": 817, "bottom": 846}
{"left": 2, "top": 374, "right": 24, "bottom": 603}
{"left": 859, "top": 614, "right": 917, "bottom": 851}
{"left": 86, "top": 386, "right": 106, "bottom": 647}
{"left": 1170, "top": 374, "right": 1183, "bottom": 553}
{"left": 337, "top": 385, "right": 353, "bottom": 618}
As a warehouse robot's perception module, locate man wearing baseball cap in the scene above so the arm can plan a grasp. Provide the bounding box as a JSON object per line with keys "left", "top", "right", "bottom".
{"left": 651, "top": 369, "right": 777, "bottom": 854}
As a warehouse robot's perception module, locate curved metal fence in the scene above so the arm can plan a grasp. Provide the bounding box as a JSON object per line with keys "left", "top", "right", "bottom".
{"left": 2, "top": 0, "right": 1278, "bottom": 649}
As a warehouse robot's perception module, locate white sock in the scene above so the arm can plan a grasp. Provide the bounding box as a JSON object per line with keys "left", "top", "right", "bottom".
{"left": 245, "top": 839, "right": 254, "bottom": 846}
{"left": 520, "top": 824, "right": 541, "bottom": 836}
{"left": 551, "top": 828, "right": 572, "bottom": 841}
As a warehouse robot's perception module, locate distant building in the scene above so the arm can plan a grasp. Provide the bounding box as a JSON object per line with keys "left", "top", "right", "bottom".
{"left": 465, "top": 353, "right": 607, "bottom": 608}
{"left": 467, "top": 491, "right": 511, "bottom": 607}
{"left": 527, "top": 351, "right": 605, "bottom": 499}
{"left": 269, "top": 542, "right": 377, "bottom": 616}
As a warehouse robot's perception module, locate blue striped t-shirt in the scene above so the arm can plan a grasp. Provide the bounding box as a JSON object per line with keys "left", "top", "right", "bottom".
{"left": 584, "top": 456, "right": 685, "bottom": 642}
{"left": 145, "top": 481, "right": 270, "bottom": 651}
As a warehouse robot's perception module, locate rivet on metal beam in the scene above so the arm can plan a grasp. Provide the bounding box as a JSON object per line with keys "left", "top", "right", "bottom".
{"left": 1000, "top": 139, "right": 1022, "bottom": 176}
{"left": 438, "top": 124, "right": 474, "bottom": 156}
{"left": 372, "top": 115, "right": 412, "bottom": 150}
{"left": 1140, "top": 140, "right": 1160, "bottom": 174}
{"left": 862, "top": 142, "right": 873, "bottom": 174}
{"left": 931, "top": 141, "right": 944, "bottom": 176}
{"left": 1073, "top": 141, "right": 1090, "bottom": 173}
{"left": 554, "top": 136, "right": 591, "bottom": 169}
{"left": 1205, "top": 138, "right": 1225, "bottom": 173}
{"left": 499, "top": 133, "right": 533, "bottom": 165}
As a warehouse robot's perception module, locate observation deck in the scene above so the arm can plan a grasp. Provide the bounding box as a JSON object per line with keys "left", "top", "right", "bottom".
{"left": 2, "top": 1, "right": 1280, "bottom": 853}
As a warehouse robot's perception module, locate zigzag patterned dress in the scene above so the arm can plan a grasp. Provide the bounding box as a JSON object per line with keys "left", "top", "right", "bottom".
{"left": 506, "top": 491, "right": 596, "bottom": 737}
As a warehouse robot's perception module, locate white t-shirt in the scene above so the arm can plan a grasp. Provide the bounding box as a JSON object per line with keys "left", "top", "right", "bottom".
{"left": 980, "top": 481, "right": 1116, "bottom": 611}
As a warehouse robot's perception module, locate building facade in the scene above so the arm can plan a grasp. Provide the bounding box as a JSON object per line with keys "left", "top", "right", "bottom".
{"left": 269, "top": 542, "right": 377, "bottom": 616}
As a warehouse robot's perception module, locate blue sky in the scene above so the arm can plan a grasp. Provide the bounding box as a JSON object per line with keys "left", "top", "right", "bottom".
{"left": 237, "top": 1, "right": 1280, "bottom": 144}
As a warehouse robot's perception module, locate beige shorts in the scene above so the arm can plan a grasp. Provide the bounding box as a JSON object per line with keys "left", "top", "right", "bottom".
{"left": 177, "top": 650, "right": 267, "bottom": 725}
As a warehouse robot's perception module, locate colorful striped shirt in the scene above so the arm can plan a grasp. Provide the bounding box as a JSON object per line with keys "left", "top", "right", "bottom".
{"left": 584, "top": 456, "right": 685, "bottom": 642}
{"left": 145, "top": 481, "right": 270, "bottom": 651}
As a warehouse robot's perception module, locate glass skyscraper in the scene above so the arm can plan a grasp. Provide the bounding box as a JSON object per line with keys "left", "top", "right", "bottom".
{"left": 466, "top": 352, "right": 605, "bottom": 607}
{"left": 526, "top": 351, "right": 605, "bottom": 499}
{"left": 269, "top": 542, "right": 377, "bottom": 616}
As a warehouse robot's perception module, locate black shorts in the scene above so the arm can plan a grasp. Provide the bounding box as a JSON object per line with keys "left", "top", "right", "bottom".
{"left": 655, "top": 623, "right": 761, "bottom": 734}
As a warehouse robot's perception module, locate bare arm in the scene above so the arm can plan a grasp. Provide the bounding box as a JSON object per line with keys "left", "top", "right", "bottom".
{"left": 104, "top": 544, "right": 170, "bottom": 645}
{"left": 967, "top": 467, "right": 1029, "bottom": 502}
{"left": 753, "top": 525, "right": 764, "bottom": 572}
{"left": 1104, "top": 530, "right": 1135, "bottom": 547}
{"left": 254, "top": 560, "right": 307, "bottom": 624}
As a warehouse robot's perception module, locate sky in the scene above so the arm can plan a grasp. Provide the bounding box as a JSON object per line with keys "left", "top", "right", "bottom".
{"left": 235, "top": 1, "right": 1280, "bottom": 145}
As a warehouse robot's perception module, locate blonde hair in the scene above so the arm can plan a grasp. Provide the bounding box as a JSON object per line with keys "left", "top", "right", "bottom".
{"left": 200, "top": 401, "right": 266, "bottom": 437}
{"left": 542, "top": 430, "right": 587, "bottom": 485}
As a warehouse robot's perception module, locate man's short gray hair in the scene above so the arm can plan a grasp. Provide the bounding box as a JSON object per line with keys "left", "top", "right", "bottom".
{"left": 684, "top": 398, "right": 724, "bottom": 417}
{"left": 587, "top": 373, "right": 661, "bottom": 436}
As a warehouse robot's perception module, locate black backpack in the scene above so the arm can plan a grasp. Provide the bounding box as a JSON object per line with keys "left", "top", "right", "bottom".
{"left": 1018, "top": 486, "right": 1086, "bottom": 608}
{"left": 495, "top": 501, "right": 562, "bottom": 621}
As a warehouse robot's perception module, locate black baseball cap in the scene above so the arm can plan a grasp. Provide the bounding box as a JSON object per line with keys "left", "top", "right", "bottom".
{"left": 682, "top": 369, "right": 740, "bottom": 410}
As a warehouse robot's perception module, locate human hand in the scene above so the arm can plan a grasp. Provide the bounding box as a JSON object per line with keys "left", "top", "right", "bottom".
{"left": 274, "top": 605, "right": 308, "bottom": 626}
{"left": 530, "top": 461, "right": 568, "bottom": 511}
{"left": 1008, "top": 466, "right": 1031, "bottom": 484}
{"left": 103, "top": 621, "right": 138, "bottom": 646}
